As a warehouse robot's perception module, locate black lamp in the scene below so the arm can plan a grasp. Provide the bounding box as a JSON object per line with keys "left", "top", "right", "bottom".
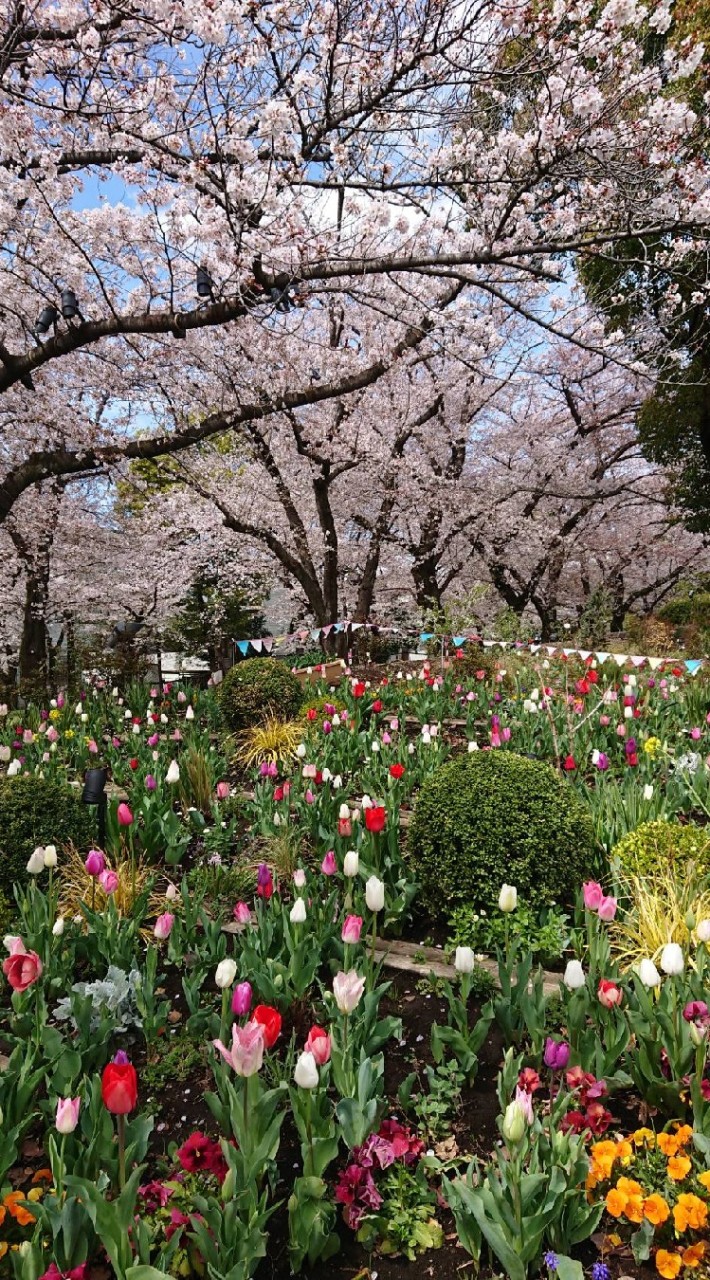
{"left": 35, "top": 305, "right": 59, "bottom": 336}
{"left": 61, "top": 289, "right": 80, "bottom": 319}
{"left": 82, "top": 767, "right": 108, "bottom": 846}
{"left": 196, "top": 266, "right": 214, "bottom": 298}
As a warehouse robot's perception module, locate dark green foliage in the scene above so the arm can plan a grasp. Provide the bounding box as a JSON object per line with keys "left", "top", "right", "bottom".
{"left": 218, "top": 658, "right": 304, "bottom": 732}
{"left": 407, "top": 751, "right": 597, "bottom": 918}
{"left": 0, "top": 775, "right": 95, "bottom": 897}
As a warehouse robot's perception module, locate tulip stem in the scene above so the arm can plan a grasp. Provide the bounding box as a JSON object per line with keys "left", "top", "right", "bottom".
{"left": 242, "top": 1074, "right": 250, "bottom": 1153}
{"left": 370, "top": 915, "right": 377, "bottom": 974}
{"left": 305, "top": 1088, "right": 314, "bottom": 1178}
{"left": 117, "top": 1114, "right": 126, "bottom": 1191}
{"left": 220, "top": 987, "right": 229, "bottom": 1044}
{"left": 35, "top": 989, "right": 43, "bottom": 1048}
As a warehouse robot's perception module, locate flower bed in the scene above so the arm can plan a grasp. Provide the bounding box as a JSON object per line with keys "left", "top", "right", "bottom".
{"left": 3, "top": 655, "right": 710, "bottom": 1280}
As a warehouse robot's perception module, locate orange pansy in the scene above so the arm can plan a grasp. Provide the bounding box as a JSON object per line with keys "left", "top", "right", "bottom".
{"left": 673, "top": 1193, "right": 708, "bottom": 1233}
{"left": 643, "top": 1194, "right": 670, "bottom": 1226}
{"left": 605, "top": 1187, "right": 628, "bottom": 1218}
{"left": 674, "top": 1124, "right": 694, "bottom": 1146}
{"left": 657, "top": 1133, "right": 680, "bottom": 1156}
{"left": 656, "top": 1250, "right": 682, "bottom": 1279}
{"left": 667, "top": 1154, "right": 692, "bottom": 1181}
{"left": 2, "top": 1192, "right": 35, "bottom": 1226}
{"left": 697, "top": 1171, "right": 710, "bottom": 1190}
{"left": 681, "top": 1243, "right": 706, "bottom": 1269}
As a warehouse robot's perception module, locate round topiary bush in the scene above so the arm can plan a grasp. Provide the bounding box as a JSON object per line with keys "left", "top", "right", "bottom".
{"left": 0, "top": 775, "right": 96, "bottom": 898}
{"left": 407, "top": 750, "right": 597, "bottom": 917}
{"left": 612, "top": 819, "right": 710, "bottom": 878}
{"left": 219, "top": 658, "right": 304, "bottom": 733}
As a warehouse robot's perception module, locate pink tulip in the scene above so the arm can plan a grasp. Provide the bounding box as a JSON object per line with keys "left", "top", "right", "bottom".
{"left": 597, "top": 895, "right": 617, "bottom": 922}
{"left": 616, "top": 723, "right": 626, "bottom": 737}
{"left": 293, "top": 868, "right": 306, "bottom": 888}
{"left": 147, "top": 732, "right": 159, "bottom": 747}
{"left": 582, "top": 881, "right": 603, "bottom": 911}
{"left": 599, "top": 715, "right": 610, "bottom": 727}
{"left": 154, "top": 912, "right": 175, "bottom": 940}
{"left": 231, "top": 982, "right": 253, "bottom": 1016}
{"left": 85, "top": 849, "right": 105, "bottom": 877}
{"left": 691, "top": 727, "right": 702, "bottom": 741}
{"left": 321, "top": 851, "right": 337, "bottom": 876}
{"left": 333, "top": 970, "right": 366, "bottom": 1014}
{"left": 55, "top": 1096, "right": 81, "bottom": 1134}
{"left": 598, "top": 979, "right": 623, "bottom": 1009}
{"left": 99, "top": 868, "right": 119, "bottom": 895}
{"left": 213, "top": 1021, "right": 265, "bottom": 1076}
{"left": 233, "top": 902, "right": 252, "bottom": 924}
{"left": 2, "top": 940, "right": 43, "bottom": 993}
{"left": 305, "top": 789, "right": 315, "bottom": 804}
{"left": 341, "top": 914, "right": 363, "bottom": 944}
{"left": 305, "top": 1026, "right": 332, "bottom": 1065}
{"left": 216, "top": 781, "right": 230, "bottom": 800}
{"left": 117, "top": 803, "right": 133, "bottom": 827}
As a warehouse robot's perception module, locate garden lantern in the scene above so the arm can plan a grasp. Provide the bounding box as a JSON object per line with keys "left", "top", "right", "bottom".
{"left": 61, "top": 289, "right": 80, "bottom": 319}
{"left": 82, "top": 766, "right": 108, "bottom": 846}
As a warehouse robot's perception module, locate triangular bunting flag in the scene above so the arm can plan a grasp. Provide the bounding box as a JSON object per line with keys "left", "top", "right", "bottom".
{"left": 545, "top": 646, "right": 557, "bottom": 656}
{"left": 630, "top": 656, "right": 646, "bottom": 667}
{"left": 685, "top": 659, "right": 703, "bottom": 675}
{"left": 482, "top": 640, "right": 495, "bottom": 648}
{"left": 420, "top": 632, "right": 434, "bottom": 642}
{"left": 452, "top": 636, "right": 467, "bottom": 647}
{"left": 236, "top": 640, "right": 249, "bottom": 656}
{"left": 648, "top": 657, "right": 663, "bottom": 670}
{"left": 530, "top": 644, "right": 541, "bottom": 653}
{"left": 310, "top": 628, "right": 321, "bottom": 641}
{"left": 333, "top": 623, "right": 343, "bottom": 633}
{"left": 351, "top": 622, "right": 364, "bottom": 632}
{"left": 614, "top": 654, "right": 629, "bottom": 667}
{"left": 595, "top": 652, "right": 610, "bottom": 664}
{"left": 562, "top": 647, "right": 574, "bottom": 657}
{"left": 262, "top": 637, "right": 273, "bottom": 652}
{"left": 322, "top": 624, "right": 333, "bottom": 637}
{"left": 251, "top": 638, "right": 263, "bottom": 653}
{"left": 577, "top": 650, "right": 591, "bottom": 661}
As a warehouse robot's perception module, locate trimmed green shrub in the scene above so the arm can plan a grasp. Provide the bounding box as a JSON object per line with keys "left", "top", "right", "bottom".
{"left": 0, "top": 775, "right": 95, "bottom": 898}
{"left": 407, "top": 751, "right": 597, "bottom": 917}
{"left": 218, "top": 658, "right": 304, "bottom": 733}
{"left": 612, "top": 818, "right": 710, "bottom": 878}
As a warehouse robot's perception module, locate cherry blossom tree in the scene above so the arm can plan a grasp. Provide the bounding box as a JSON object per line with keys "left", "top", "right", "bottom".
{"left": 0, "top": 0, "right": 708, "bottom": 524}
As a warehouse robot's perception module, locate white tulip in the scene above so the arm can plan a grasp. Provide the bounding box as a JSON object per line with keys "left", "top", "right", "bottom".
{"left": 52, "top": 916, "right": 65, "bottom": 937}
{"left": 7, "top": 759, "right": 21, "bottom": 776}
{"left": 697, "top": 919, "right": 710, "bottom": 943}
{"left": 26, "top": 847, "right": 46, "bottom": 875}
{"left": 165, "top": 883, "right": 178, "bottom": 901}
{"left": 166, "top": 760, "right": 181, "bottom": 784}
{"left": 343, "top": 850, "right": 359, "bottom": 877}
{"left": 333, "top": 774, "right": 343, "bottom": 789}
{"left": 124, "top": 709, "right": 132, "bottom": 719}
{"left": 660, "top": 942, "right": 684, "bottom": 976}
{"left": 408, "top": 742, "right": 415, "bottom": 755}
{"left": 563, "top": 959, "right": 586, "bottom": 990}
{"left": 498, "top": 884, "right": 518, "bottom": 913}
{"left": 160, "top": 713, "right": 169, "bottom": 724}
{"left": 185, "top": 706, "right": 194, "bottom": 721}
{"left": 638, "top": 958, "right": 661, "bottom": 987}
{"left": 361, "top": 794, "right": 373, "bottom": 810}
{"left": 643, "top": 784, "right": 654, "bottom": 800}
{"left": 339, "top": 804, "right": 351, "bottom": 821}
{"left": 467, "top": 740, "right": 479, "bottom": 752}
{"left": 111, "top": 687, "right": 119, "bottom": 697}
{"left": 80, "top": 713, "right": 88, "bottom": 723}
{"left": 293, "top": 1050, "right": 319, "bottom": 1089}
{"left": 455, "top": 946, "right": 475, "bottom": 973}
{"left": 365, "top": 876, "right": 385, "bottom": 913}
{"left": 624, "top": 705, "right": 633, "bottom": 720}
{"left": 371, "top": 740, "right": 380, "bottom": 753}
{"left": 422, "top": 730, "right": 431, "bottom": 745}
{"left": 322, "top": 767, "right": 332, "bottom": 782}
{"left": 75, "top": 702, "right": 83, "bottom": 715}
{"left": 43, "top": 845, "right": 57, "bottom": 868}
{"left": 215, "top": 958, "right": 238, "bottom": 989}
{"left": 132, "top": 722, "right": 140, "bottom": 734}
{"left": 296, "top": 743, "right": 306, "bottom": 758}
{"left": 290, "top": 897, "right": 307, "bottom": 924}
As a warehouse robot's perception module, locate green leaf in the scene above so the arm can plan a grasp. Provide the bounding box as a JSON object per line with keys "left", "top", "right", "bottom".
{"left": 555, "top": 1256, "right": 584, "bottom": 1280}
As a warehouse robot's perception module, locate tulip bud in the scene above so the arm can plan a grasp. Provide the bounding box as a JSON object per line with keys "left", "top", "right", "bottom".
{"left": 365, "top": 876, "right": 385, "bottom": 913}
{"left": 52, "top": 916, "right": 65, "bottom": 937}
{"left": 697, "top": 919, "right": 710, "bottom": 943}
{"left": 290, "top": 897, "right": 307, "bottom": 924}
{"left": 455, "top": 946, "right": 475, "bottom": 973}
{"left": 26, "top": 847, "right": 46, "bottom": 875}
{"left": 293, "top": 1050, "right": 319, "bottom": 1089}
{"left": 215, "top": 958, "right": 238, "bottom": 989}
{"left": 638, "top": 958, "right": 661, "bottom": 987}
{"left": 660, "top": 943, "right": 684, "bottom": 976}
{"left": 563, "top": 959, "right": 586, "bottom": 990}
{"left": 166, "top": 759, "right": 180, "bottom": 784}
{"left": 43, "top": 844, "right": 57, "bottom": 868}
{"left": 343, "top": 850, "right": 359, "bottom": 877}
{"left": 502, "top": 1099, "right": 527, "bottom": 1145}
{"left": 498, "top": 884, "right": 517, "bottom": 913}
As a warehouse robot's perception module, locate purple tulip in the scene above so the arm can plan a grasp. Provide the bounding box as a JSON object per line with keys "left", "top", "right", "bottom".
{"left": 543, "top": 1037, "right": 570, "bottom": 1072}
{"left": 322, "top": 720, "right": 332, "bottom": 734}
{"left": 231, "top": 981, "right": 253, "bottom": 1016}
{"left": 145, "top": 774, "right": 157, "bottom": 791}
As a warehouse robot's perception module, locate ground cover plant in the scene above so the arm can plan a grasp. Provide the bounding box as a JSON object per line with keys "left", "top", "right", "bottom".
{"left": 4, "top": 654, "right": 710, "bottom": 1279}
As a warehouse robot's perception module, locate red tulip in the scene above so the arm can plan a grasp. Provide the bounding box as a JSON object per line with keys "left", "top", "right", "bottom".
{"left": 563, "top": 755, "right": 576, "bottom": 771}
{"left": 3, "top": 940, "right": 42, "bottom": 993}
{"left": 389, "top": 764, "right": 405, "bottom": 780}
{"left": 364, "top": 805, "right": 386, "bottom": 833}
{"left": 251, "top": 1004, "right": 282, "bottom": 1048}
{"left": 101, "top": 1052, "right": 138, "bottom": 1113}
{"left": 372, "top": 699, "right": 382, "bottom": 712}
{"left": 353, "top": 682, "right": 366, "bottom": 698}
{"left": 129, "top": 758, "right": 139, "bottom": 770}
{"left": 305, "top": 1025, "right": 332, "bottom": 1065}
